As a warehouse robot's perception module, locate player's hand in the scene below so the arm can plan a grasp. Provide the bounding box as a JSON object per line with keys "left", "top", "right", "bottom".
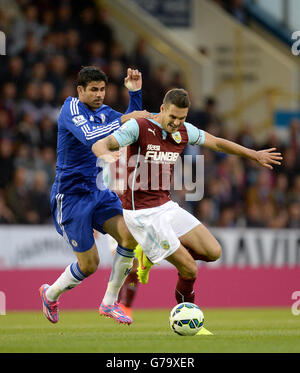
{"left": 255, "top": 148, "right": 283, "bottom": 170}
{"left": 121, "top": 110, "right": 154, "bottom": 123}
{"left": 130, "top": 110, "right": 153, "bottom": 119}
{"left": 99, "top": 150, "right": 121, "bottom": 163}
{"left": 124, "top": 68, "right": 142, "bottom": 91}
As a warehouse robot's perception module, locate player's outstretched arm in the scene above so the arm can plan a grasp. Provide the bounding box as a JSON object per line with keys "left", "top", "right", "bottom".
{"left": 203, "top": 132, "right": 283, "bottom": 170}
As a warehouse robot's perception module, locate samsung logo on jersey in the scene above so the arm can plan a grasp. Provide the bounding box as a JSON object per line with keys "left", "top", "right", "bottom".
{"left": 145, "top": 150, "right": 180, "bottom": 163}
{"left": 72, "top": 115, "right": 87, "bottom": 127}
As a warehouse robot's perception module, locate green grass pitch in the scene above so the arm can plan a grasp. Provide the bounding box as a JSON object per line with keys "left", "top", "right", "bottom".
{"left": 0, "top": 308, "right": 299, "bottom": 353}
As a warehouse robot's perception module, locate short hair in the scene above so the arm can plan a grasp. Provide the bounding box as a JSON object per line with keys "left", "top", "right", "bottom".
{"left": 163, "top": 88, "right": 190, "bottom": 109}
{"left": 77, "top": 66, "right": 108, "bottom": 88}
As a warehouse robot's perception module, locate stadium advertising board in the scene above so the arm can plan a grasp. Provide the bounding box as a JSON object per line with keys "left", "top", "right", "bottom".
{"left": 0, "top": 226, "right": 299, "bottom": 269}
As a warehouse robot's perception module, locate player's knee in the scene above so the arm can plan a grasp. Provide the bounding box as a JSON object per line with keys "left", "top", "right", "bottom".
{"left": 119, "top": 234, "right": 137, "bottom": 250}
{"left": 207, "top": 242, "right": 222, "bottom": 262}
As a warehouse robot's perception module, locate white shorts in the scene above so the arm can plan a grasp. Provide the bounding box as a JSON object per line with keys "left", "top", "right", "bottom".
{"left": 123, "top": 201, "right": 201, "bottom": 264}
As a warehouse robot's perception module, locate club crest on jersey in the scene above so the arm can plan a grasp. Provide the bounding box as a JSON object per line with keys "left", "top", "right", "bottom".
{"left": 71, "top": 239, "right": 78, "bottom": 248}
{"left": 100, "top": 113, "right": 106, "bottom": 123}
{"left": 172, "top": 131, "right": 181, "bottom": 144}
{"left": 160, "top": 240, "right": 170, "bottom": 250}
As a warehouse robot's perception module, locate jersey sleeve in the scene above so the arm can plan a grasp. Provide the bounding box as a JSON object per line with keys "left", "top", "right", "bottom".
{"left": 60, "top": 99, "right": 121, "bottom": 148}
{"left": 106, "top": 90, "right": 143, "bottom": 121}
{"left": 125, "top": 90, "right": 142, "bottom": 113}
{"left": 101, "top": 90, "right": 142, "bottom": 129}
{"left": 184, "top": 122, "right": 205, "bottom": 145}
{"left": 112, "top": 119, "right": 139, "bottom": 147}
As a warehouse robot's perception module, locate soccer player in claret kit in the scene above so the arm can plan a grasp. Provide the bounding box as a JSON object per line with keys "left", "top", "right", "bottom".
{"left": 94, "top": 88, "right": 282, "bottom": 308}
{"left": 39, "top": 66, "right": 152, "bottom": 325}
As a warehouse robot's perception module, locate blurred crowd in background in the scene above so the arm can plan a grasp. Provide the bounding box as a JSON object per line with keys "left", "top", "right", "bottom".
{"left": 0, "top": 0, "right": 300, "bottom": 228}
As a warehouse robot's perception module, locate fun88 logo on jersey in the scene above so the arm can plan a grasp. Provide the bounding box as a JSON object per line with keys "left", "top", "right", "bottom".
{"left": 0, "top": 31, "right": 6, "bottom": 55}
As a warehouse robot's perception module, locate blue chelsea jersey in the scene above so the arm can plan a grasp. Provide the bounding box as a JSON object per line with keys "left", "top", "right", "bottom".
{"left": 52, "top": 91, "right": 142, "bottom": 194}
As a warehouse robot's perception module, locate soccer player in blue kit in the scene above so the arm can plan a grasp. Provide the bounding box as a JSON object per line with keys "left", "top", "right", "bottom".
{"left": 39, "top": 66, "right": 151, "bottom": 325}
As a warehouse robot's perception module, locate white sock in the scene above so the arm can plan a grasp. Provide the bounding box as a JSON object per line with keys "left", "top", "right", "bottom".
{"left": 46, "top": 262, "right": 87, "bottom": 302}
{"left": 102, "top": 245, "right": 134, "bottom": 305}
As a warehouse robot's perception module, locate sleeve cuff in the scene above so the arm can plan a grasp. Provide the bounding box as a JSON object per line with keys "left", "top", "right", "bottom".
{"left": 128, "top": 89, "right": 142, "bottom": 94}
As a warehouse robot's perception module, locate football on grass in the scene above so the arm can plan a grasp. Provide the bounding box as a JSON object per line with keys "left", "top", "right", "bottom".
{"left": 169, "top": 302, "right": 204, "bottom": 336}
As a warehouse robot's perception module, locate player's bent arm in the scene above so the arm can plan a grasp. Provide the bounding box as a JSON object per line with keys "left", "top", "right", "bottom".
{"left": 202, "top": 131, "right": 282, "bottom": 169}
{"left": 92, "top": 118, "right": 139, "bottom": 158}
{"left": 92, "top": 135, "right": 120, "bottom": 158}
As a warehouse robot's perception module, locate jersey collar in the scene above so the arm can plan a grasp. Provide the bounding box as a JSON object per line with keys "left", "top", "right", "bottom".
{"left": 148, "top": 118, "right": 168, "bottom": 140}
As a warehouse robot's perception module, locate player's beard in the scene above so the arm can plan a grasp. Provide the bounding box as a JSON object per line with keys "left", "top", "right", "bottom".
{"left": 90, "top": 99, "right": 103, "bottom": 110}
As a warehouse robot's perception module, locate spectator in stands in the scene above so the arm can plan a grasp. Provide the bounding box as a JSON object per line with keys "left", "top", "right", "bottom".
{"left": 288, "top": 175, "right": 300, "bottom": 205}
{"left": 13, "top": 143, "right": 35, "bottom": 178}
{"left": 9, "top": 3, "right": 46, "bottom": 55}
{"left": 34, "top": 147, "right": 56, "bottom": 188}
{"left": 109, "top": 40, "right": 130, "bottom": 67}
{"left": 18, "top": 82, "right": 40, "bottom": 122}
{"left": 131, "top": 38, "right": 151, "bottom": 82}
{"left": 246, "top": 168, "right": 274, "bottom": 208}
{"left": 187, "top": 96, "right": 222, "bottom": 132}
{"left": 108, "top": 59, "right": 126, "bottom": 88}
{"left": 282, "top": 146, "right": 300, "bottom": 186}
{"left": 5, "top": 167, "right": 32, "bottom": 223}
{"left": 287, "top": 202, "right": 300, "bottom": 228}
{"left": 272, "top": 173, "right": 289, "bottom": 208}
{"left": 64, "top": 29, "right": 83, "bottom": 74}
{"left": 218, "top": 206, "right": 236, "bottom": 227}
{"left": 17, "top": 112, "right": 40, "bottom": 148}
{"left": 0, "top": 138, "right": 15, "bottom": 189}
{"left": 28, "top": 170, "right": 51, "bottom": 224}
{"left": 0, "top": 109, "right": 14, "bottom": 139}
{"left": 194, "top": 198, "right": 218, "bottom": 227}
{"left": 2, "top": 56, "right": 26, "bottom": 94}
{"left": 46, "top": 55, "right": 68, "bottom": 99}
{"left": 0, "top": 191, "right": 15, "bottom": 224}
{"left": 88, "top": 40, "right": 107, "bottom": 69}
{"left": 144, "top": 63, "right": 170, "bottom": 112}
{"left": 27, "top": 61, "right": 47, "bottom": 86}
{"left": 19, "top": 33, "right": 44, "bottom": 69}
{"left": 1, "top": 82, "right": 17, "bottom": 126}
{"left": 39, "top": 81, "right": 60, "bottom": 121}
{"left": 54, "top": 4, "right": 75, "bottom": 32}
{"left": 38, "top": 116, "right": 57, "bottom": 150}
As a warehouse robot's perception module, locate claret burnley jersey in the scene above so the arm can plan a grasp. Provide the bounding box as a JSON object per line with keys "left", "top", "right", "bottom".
{"left": 52, "top": 90, "right": 142, "bottom": 195}
{"left": 112, "top": 118, "right": 205, "bottom": 210}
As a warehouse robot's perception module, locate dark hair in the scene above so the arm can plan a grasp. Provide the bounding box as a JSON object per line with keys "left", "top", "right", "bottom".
{"left": 163, "top": 88, "right": 190, "bottom": 109}
{"left": 77, "top": 66, "right": 108, "bottom": 88}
